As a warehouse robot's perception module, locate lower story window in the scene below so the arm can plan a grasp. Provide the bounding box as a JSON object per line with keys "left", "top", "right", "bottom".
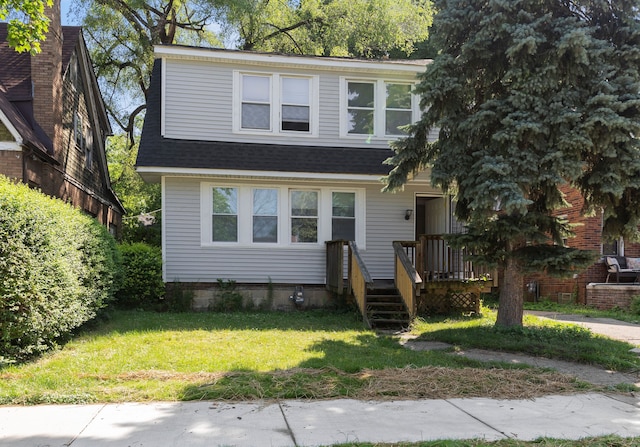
{"left": 253, "top": 188, "right": 278, "bottom": 243}
{"left": 332, "top": 192, "right": 355, "bottom": 240}
{"left": 603, "top": 238, "right": 622, "bottom": 256}
{"left": 291, "top": 190, "right": 318, "bottom": 243}
{"left": 212, "top": 187, "right": 238, "bottom": 242}
{"left": 202, "top": 185, "right": 364, "bottom": 246}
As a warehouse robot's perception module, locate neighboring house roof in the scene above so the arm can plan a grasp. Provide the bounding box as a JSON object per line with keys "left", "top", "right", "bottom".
{"left": 0, "top": 23, "right": 83, "bottom": 158}
{"left": 0, "top": 23, "right": 124, "bottom": 214}
{"left": 137, "top": 58, "right": 396, "bottom": 178}
{"left": 0, "top": 84, "right": 54, "bottom": 159}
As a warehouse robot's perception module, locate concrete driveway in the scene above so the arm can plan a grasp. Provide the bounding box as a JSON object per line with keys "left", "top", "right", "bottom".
{"left": 527, "top": 311, "right": 640, "bottom": 346}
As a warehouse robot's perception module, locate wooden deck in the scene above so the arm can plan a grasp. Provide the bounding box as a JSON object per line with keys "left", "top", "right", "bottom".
{"left": 326, "top": 236, "right": 497, "bottom": 327}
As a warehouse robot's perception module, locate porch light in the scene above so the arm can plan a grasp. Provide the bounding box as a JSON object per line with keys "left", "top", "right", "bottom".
{"left": 405, "top": 209, "right": 413, "bottom": 220}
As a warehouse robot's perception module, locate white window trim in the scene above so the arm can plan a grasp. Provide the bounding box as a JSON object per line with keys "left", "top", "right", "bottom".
{"left": 232, "top": 71, "right": 319, "bottom": 137}
{"left": 340, "top": 77, "right": 419, "bottom": 139}
{"left": 201, "top": 183, "right": 365, "bottom": 248}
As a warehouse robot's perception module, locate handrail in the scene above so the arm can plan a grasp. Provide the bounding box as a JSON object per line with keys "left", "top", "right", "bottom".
{"left": 393, "top": 241, "right": 422, "bottom": 318}
{"left": 348, "top": 241, "right": 373, "bottom": 324}
{"left": 325, "top": 240, "right": 349, "bottom": 294}
{"left": 418, "top": 234, "right": 495, "bottom": 284}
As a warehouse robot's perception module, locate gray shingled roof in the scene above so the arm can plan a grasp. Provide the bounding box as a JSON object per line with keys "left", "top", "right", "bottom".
{"left": 137, "top": 58, "right": 395, "bottom": 176}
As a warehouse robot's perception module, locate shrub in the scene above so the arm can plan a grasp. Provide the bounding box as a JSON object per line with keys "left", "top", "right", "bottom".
{"left": 0, "top": 176, "right": 121, "bottom": 364}
{"left": 164, "top": 280, "right": 194, "bottom": 312}
{"left": 115, "top": 243, "right": 164, "bottom": 309}
{"left": 630, "top": 296, "right": 640, "bottom": 316}
{"left": 210, "top": 279, "right": 244, "bottom": 312}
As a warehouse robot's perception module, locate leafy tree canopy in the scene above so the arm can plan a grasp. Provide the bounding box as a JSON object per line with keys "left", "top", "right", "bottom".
{"left": 76, "top": 0, "right": 220, "bottom": 142}
{"left": 222, "top": 0, "right": 433, "bottom": 57}
{"left": 1, "top": 0, "right": 52, "bottom": 53}
{"left": 385, "top": 0, "right": 640, "bottom": 326}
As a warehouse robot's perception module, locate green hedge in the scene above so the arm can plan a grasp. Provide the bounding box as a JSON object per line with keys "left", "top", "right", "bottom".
{"left": 0, "top": 176, "right": 121, "bottom": 364}
{"left": 116, "top": 242, "right": 164, "bottom": 309}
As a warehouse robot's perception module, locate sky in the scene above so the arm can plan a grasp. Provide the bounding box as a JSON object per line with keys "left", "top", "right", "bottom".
{"left": 60, "top": 0, "right": 77, "bottom": 26}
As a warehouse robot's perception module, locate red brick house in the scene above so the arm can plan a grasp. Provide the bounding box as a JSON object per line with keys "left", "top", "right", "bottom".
{"left": 0, "top": 3, "right": 123, "bottom": 235}
{"left": 526, "top": 184, "right": 640, "bottom": 308}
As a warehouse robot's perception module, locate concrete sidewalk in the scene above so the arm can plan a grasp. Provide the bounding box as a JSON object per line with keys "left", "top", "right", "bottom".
{"left": 1, "top": 393, "right": 639, "bottom": 446}
{"left": 526, "top": 311, "right": 640, "bottom": 346}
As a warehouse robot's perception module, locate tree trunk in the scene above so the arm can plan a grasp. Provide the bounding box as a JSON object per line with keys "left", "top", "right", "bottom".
{"left": 496, "top": 255, "right": 524, "bottom": 327}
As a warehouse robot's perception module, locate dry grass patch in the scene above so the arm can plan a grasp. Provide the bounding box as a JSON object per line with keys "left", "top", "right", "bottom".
{"left": 185, "top": 366, "right": 592, "bottom": 401}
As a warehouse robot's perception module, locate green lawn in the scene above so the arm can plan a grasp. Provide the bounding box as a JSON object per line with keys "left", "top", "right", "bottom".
{"left": 411, "top": 310, "right": 640, "bottom": 371}
{"left": 0, "top": 308, "right": 636, "bottom": 405}
{"left": 0, "top": 311, "right": 480, "bottom": 404}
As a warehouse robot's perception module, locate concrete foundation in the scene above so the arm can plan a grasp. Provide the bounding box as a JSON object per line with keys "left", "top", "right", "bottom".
{"left": 167, "top": 282, "right": 343, "bottom": 312}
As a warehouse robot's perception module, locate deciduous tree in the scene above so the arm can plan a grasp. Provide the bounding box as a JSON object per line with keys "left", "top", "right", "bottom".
{"left": 1, "top": 0, "right": 52, "bottom": 53}
{"left": 385, "top": 0, "right": 640, "bottom": 326}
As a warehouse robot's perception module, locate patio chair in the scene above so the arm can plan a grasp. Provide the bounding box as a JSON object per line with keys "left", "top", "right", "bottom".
{"left": 605, "top": 256, "right": 640, "bottom": 283}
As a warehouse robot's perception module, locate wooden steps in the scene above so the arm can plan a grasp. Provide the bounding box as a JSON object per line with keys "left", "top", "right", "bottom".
{"left": 365, "top": 284, "right": 410, "bottom": 331}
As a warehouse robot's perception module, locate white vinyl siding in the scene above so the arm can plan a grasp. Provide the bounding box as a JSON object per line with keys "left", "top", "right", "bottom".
{"left": 163, "top": 176, "right": 442, "bottom": 283}
{"left": 162, "top": 59, "right": 422, "bottom": 148}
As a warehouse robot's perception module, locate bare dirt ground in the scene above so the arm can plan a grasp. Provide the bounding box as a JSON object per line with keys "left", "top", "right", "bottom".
{"left": 400, "top": 312, "right": 640, "bottom": 388}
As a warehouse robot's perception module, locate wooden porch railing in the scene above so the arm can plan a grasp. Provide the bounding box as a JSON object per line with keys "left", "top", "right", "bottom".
{"left": 326, "top": 240, "right": 349, "bottom": 295}
{"left": 348, "top": 241, "right": 373, "bottom": 319}
{"left": 416, "top": 235, "right": 495, "bottom": 284}
{"left": 393, "top": 241, "right": 422, "bottom": 318}
{"left": 325, "top": 240, "right": 373, "bottom": 319}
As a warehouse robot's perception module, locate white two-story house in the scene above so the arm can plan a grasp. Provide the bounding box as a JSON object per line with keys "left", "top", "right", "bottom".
{"left": 137, "top": 45, "right": 453, "bottom": 310}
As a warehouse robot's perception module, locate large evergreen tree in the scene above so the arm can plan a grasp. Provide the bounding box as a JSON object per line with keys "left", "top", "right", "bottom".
{"left": 385, "top": 0, "right": 640, "bottom": 326}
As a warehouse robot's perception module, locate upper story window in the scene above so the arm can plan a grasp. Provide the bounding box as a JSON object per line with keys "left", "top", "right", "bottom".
{"left": 385, "top": 83, "right": 413, "bottom": 135}
{"left": 234, "top": 72, "right": 317, "bottom": 136}
{"left": 69, "top": 54, "right": 80, "bottom": 90}
{"left": 342, "top": 78, "right": 416, "bottom": 138}
{"left": 346, "top": 82, "right": 375, "bottom": 135}
{"left": 241, "top": 75, "right": 271, "bottom": 130}
{"left": 281, "top": 77, "right": 310, "bottom": 132}
{"left": 84, "top": 127, "right": 93, "bottom": 170}
{"left": 73, "top": 112, "right": 84, "bottom": 149}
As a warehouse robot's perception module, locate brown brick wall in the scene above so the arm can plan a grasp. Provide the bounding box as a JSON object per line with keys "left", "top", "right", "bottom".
{"left": 31, "top": 1, "right": 63, "bottom": 153}
{"left": 525, "top": 184, "right": 640, "bottom": 304}
{"left": 586, "top": 284, "right": 640, "bottom": 310}
{"left": 0, "top": 150, "right": 23, "bottom": 180}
